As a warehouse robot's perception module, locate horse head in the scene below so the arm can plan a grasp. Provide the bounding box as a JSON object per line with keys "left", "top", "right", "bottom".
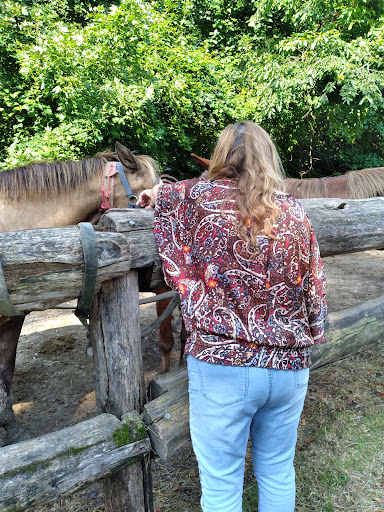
{"left": 113, "top": 142, "right": 161, "bottom": 208}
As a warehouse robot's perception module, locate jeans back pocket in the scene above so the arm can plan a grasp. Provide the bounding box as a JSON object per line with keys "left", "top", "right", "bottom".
{"left": 197, "top": 359, "right": 249, "bottom": 407}
{"left": 294, "top": 368, "right": 310, "bottom": 388}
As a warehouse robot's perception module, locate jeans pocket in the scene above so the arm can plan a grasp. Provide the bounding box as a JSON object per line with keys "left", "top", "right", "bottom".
{"left": 294, "top": 368, "right": 310, "bottom": 388}
{"left": 197, "top": 359, "right": 248, "bottom": 406}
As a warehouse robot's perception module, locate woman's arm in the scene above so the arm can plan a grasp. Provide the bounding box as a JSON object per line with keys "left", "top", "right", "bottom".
{"left": 303, "top": 219, "right": 328, "bottom": 344}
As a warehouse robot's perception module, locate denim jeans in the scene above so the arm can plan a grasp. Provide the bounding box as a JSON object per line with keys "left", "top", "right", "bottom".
{"left": 187, "top": 355, "right": 309, "bottom": 512}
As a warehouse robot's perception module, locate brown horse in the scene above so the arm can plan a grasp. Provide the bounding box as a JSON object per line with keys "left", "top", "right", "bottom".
{"left": 190, "top": 153, "right": 384, "bottom": 199}
{"left": 0, "top": 142, "right": 162, "bottom": 445}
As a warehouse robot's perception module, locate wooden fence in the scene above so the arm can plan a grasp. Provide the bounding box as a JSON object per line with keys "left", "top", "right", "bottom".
{"left": 0, "top": 197, "right": 383, "bottom": 511}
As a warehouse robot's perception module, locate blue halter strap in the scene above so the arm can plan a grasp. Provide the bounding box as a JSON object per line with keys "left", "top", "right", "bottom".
{"left": 116, "top": 162, "right": 143, "bottom": 208}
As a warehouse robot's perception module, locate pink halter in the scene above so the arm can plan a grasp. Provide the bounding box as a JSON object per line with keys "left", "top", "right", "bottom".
{"left": 101, "top": 162, "right": 119, "bottom": 210}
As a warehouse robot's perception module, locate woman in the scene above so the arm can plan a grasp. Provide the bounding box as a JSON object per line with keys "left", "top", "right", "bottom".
{"left": 138, "top": 122, "right": 327, "bottom": 512}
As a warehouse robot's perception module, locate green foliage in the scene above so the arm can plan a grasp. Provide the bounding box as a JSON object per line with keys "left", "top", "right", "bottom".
{"left": 237, "top": 0, "right": 384, "bottom": 175}
{"left": 0, "top": 0, "right": 384, "bottom": 177}
{"left": 0, "top": 0, "right": 235, "bottom": 175}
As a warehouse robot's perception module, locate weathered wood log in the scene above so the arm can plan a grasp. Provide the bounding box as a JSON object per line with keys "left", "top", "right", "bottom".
{"left": 311, "top": 294, "right": 384, "bottom": 369}
{"left": 149, "top": 367, "right": 189, "bottom": 401}
{"left": 89, "top": 271, "right": 150, "bottom": 512}
{"left": 298, "top": 197, "right": 384, "bottom": 255}
{"left": 0, "top": 413, "right": 150, "bottom": 511}
{"left": 143, "top": 382, "right": 189, "bottom": 461}
{"left": 144, "top": 294, "right": 384, "bottom": 460}
{"left": 0, "top": 223, "right": 161, "bottom": 315}
{"left": 99, "top": 208, "right": 164, "bottom": 288}
{"left": 0, "top": 226, "right": 131, "bottom": 313}
{"left": 90, "top": 272, "right": 145, "bottom": 419}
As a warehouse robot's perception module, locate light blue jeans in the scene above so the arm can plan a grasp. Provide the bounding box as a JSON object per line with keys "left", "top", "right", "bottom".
{"left": 187, "top": 355, "right": 309, "bottom": 512}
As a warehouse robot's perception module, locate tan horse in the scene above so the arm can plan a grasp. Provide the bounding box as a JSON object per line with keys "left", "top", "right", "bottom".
{"left": 190, "top": 153, "right": 384, "bottom": 199}
{"left": 0, "top": 142, "right": 161, "bottom": 445}
{"left": 0, "top": 142, "right": 161, "bottom": 231}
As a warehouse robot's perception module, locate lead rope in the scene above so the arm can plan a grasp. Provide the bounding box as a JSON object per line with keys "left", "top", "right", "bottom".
{"left": 141, "top": 293, "right": 180, "bottom": 337}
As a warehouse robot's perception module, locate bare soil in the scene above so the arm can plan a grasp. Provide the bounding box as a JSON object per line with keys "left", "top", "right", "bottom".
{"left": 10, "top": 249, "right": 384, "bottom": 511}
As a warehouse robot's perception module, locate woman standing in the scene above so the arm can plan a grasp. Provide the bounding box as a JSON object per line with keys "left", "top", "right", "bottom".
{"left": 138, "top": 122, "right": 327, "bottom": 512}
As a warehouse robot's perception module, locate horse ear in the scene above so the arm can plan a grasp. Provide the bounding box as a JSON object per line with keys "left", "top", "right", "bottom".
{"left": 190, "top": 153, "right": 210, "bottom": 170}
{"left": 115, "top": 142, "right": 138, "bottom": 172}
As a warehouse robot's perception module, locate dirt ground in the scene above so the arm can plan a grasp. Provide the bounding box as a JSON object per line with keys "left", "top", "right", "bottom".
{"left": 9, "top": 249, "right": 384, "bottom": 511}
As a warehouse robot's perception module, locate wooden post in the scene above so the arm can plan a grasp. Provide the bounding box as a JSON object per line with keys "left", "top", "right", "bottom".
{"left": 90, "top": 271, "right": 151, "bottom": 512}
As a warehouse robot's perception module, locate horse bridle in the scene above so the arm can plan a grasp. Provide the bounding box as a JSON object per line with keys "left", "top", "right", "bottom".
{"left": 101, "top": 161, "right": 142, "bottom": 210}
{"left": 101, "top": 162, "right": 178, "bottom": 211}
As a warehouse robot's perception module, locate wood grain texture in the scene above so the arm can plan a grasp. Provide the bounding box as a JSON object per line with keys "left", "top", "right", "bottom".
{"left": 0, "top": 414, "right": 150, "bottom": 511}
{"left": 299, "top": 197, "right": 384, "bottom": 255}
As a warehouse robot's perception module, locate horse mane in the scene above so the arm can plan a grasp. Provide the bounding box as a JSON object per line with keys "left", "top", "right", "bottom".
{"left": 0, "top": 151, "right": 116, "bottom": 201}
{"left": 284, "top": 177, "right": 329, "bottom": 198}
{"left": 134, "top": 155, "right": 162, "bottom": 186}
{"left": 346, "top": 167, "right": 384, "bottom": 199}
{"left": 0, "top": 150, "right": 161, "bottom": 200}
{"left": 285, "top": 167, "right": 384, "bottom": 198}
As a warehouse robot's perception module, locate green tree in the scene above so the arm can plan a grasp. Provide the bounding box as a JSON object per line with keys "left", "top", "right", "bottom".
{"left": 235, "top": 0, "right": 384, "bottom": 175}
{"left": 0, "top": 0, "right": 235, "bottom": 175}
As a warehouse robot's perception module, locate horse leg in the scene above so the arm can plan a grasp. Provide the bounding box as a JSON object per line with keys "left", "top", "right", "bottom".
{"left": 179, "top": 317, "right": 188, "bottom": 367}
{"left": 0, "top": 316, "right": 28, "bottom": 446}
{"left": 155, "top": 286, "right": 174, "bottom": 373}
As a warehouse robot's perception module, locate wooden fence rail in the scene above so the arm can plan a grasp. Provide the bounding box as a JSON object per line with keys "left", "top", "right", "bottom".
{"left": 0, "top": 413, "right": 150, "bottom": 511}
{"left": 1, "top": 198, "right": 384, "bottom": 315}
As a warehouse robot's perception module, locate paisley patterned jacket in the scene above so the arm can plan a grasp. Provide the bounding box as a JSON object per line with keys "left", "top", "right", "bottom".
{"left": 154, "top": 178, "right": 327, "bottom": 370}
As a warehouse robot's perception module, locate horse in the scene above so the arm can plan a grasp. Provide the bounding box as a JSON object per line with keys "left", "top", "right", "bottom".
{"left": 190, "top": 153, "right": 384, "bottom": 199}
{"left": 0, "top": 142, "right": 164, "bottom": 446}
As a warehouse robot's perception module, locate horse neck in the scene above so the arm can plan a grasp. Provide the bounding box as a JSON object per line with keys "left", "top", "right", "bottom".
{"left": 324, "top": 175, "right": 349, "bottom": 199}
{"left": 0, "top": 170, "right": 103, "bottom": 232}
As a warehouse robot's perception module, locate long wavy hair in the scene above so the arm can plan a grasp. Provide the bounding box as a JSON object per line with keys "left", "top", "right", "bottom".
{"left": 208, "top": 122, "right": 285, "bottom": 247}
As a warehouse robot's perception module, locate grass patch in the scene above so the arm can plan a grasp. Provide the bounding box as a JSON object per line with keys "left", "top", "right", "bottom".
{"left": 294, "top": 409, "right": 384, "bottom": 511}
{"left": 242, "top": 350, "right": 384, "bottom": 512}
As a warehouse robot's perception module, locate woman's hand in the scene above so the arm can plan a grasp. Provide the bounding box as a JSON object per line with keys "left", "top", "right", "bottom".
{"left": 137, "top": 184, "right": 161, "bottom": 208}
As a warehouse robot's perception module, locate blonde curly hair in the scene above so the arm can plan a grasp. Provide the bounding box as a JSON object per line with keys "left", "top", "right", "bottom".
{"left": 208, "top": 121, "right": 285, "bottom": 248}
